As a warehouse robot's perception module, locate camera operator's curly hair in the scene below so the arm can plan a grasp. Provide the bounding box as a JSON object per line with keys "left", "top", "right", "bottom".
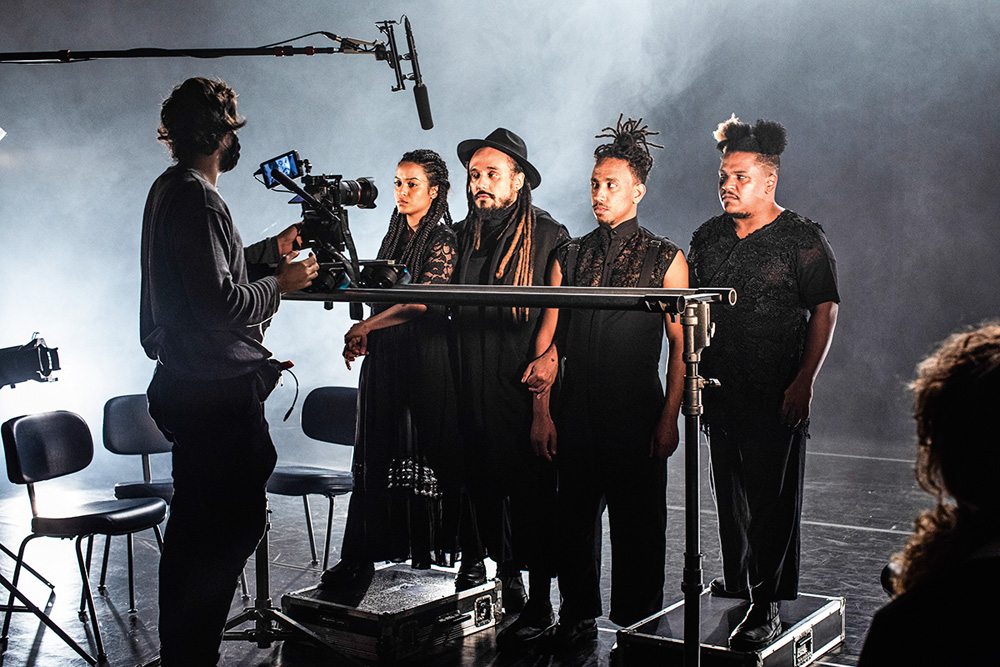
{"left": 889, "top": 321, "right": 1000, "bottom": 596}
{"left": 157, "top": 77, "right": 247, "bottom": 164}
{"left": 713, "top": 114, "right": 786, "bottom": 173}
{"left": 594, "top": 114, "right": 663, "bottom": 184}
{"left": 376, "top": 149, "right": 452, "bottom": 279}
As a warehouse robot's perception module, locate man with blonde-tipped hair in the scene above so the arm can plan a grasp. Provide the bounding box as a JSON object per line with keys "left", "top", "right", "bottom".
{"left": 688, "top": 115, "right": 840, "bottom": 651}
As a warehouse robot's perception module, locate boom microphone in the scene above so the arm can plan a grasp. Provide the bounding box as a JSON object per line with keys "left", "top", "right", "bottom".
{"left": 404, "top": 17, "right": 433, "bottom": 130}
{"left": 413, "top": 83, "right": 433, "bottom": 131}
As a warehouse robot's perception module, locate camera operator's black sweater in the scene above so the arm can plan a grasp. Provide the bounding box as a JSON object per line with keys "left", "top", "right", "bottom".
{"left": 140, "top": 165, "right": 281, "bottom": 380}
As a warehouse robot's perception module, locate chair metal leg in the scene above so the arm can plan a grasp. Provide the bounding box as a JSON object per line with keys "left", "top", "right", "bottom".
{"left": 80, "top": 535, "right": 94, "bottom": 616}
{"left": 153, "top": 523, "right": 164, "bottom": 552}
{"left": 323, "top": 496, "right": 335, "bottom": 570}
{"left": 98, "top": 535, "right": 111, "bottom": 593}
{"left": 127, "top": 533, "right": 137, "bottom": 614}
{"left": 302, "top": 496, "right": 318, "bottom": 564}
{"left": 239, "top": 570, "right": 250, "bottom": 599}
{"left": 75, "top": 536, "right": 106, "bottom": 661}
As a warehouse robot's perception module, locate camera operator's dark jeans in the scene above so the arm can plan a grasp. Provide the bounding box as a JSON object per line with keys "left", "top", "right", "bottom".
{"left": 147, "top": 364, "right": 277, "bottom": 667}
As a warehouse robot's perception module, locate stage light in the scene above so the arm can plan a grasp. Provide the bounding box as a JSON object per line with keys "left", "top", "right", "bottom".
{"left": 0, "top": 333, "right": 60, "bottom": 388}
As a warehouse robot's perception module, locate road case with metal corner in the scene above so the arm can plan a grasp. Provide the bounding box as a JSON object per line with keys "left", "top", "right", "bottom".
{"left": 282, "top": 564, "right": 501, "bottom": 663}
{"left": 611, "top": 590, "right": 845, "bottom": 667}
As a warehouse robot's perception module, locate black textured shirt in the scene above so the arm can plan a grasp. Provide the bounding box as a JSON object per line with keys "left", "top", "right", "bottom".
{"left": 688, "top": 209, "right": 840, "bottom": 425}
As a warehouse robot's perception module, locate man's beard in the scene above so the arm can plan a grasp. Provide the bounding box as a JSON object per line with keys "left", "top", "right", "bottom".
{"left": 474, "top": 189, "right": 517, "bottom": 223}
{"left": 476, "top": 196, "right": 517, "bottom": 224}
{"left": 729, "top": 210, "right": 751, "bottom": 219}
{"left": 220, "top": 134, "right": 241, "bottom": 173}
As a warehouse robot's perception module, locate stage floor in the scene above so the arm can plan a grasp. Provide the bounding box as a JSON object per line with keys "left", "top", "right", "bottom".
{"left": 0, "top": 425, "right": 926, "bottom": 666}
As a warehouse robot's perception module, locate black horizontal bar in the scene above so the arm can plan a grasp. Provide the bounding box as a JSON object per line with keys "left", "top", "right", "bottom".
{"left": 0, "top": 45, "right": 372, "bottom": 63}
{"left": 283, "top": 284, "right": 736, "bottom": 314}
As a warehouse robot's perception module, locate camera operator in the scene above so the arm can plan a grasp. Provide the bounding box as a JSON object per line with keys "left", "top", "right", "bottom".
{"left": 140, "top": 77, "right": 317, "bottom": 667}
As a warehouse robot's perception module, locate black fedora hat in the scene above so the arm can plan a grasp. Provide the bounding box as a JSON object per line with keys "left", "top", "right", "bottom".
{"left": 457, "top": 127, "right": 541, "bottom": 190}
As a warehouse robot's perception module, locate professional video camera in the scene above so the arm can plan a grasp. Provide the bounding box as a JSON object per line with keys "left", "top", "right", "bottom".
{"left": 256, "top": 150, "right": 378, "bottom": 293}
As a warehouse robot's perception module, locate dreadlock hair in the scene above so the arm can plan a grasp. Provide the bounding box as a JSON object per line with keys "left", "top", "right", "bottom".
{"left": 464, "top": 154, "right": 536, "bottom": 321}
{"left": 376, "top": 149, "right": 452, "bottom": 280}
{"left": 158, "top": 77, "right": 247, "bottom": 164}
{"left": 713, "top": 114, "right": 787, "bottom": 173}
{"left": 594, "top": 114, "right": 663, "bottom": 184}
{"left": 888, "top": 321, "right": 1000, "bottom": 597}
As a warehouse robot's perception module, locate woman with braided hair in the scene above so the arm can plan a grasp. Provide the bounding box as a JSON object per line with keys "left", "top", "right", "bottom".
{"left": 320, "top": 149, "right": 461, "bottom": 588}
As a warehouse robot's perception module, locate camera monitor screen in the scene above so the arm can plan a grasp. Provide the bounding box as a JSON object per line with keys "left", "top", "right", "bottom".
{"left": 259, "top": 151, "right": 302, "bottom": 189}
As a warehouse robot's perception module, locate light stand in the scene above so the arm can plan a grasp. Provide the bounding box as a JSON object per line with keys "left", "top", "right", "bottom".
{"left": 680, "top": 301, "right": 718, "bottom": 667}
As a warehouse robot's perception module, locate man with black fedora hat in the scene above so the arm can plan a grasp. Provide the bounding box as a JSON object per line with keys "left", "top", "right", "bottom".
{"left": 451, "top": 127, "right": 568, "bottom": 649}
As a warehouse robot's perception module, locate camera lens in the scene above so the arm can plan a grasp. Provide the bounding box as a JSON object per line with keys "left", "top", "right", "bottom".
{"left": 340, "top": 178, "right": 378, "bottom": 209}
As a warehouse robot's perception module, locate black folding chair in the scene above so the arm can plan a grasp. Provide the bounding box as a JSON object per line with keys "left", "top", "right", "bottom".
{"left": 266, "top": 386, "right": 356, "bottom": 569}
{"left": 1, "top": 410, "right": 167, "bottom": 663}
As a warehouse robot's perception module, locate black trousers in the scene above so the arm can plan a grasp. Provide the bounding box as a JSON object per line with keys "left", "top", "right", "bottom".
{"left": 147, "top": 364, "right": 277, "bottom": 667}
{"left": 708, "top": 417, "right": 806, "bottom": 602}
{"left": 463, "top": 450, "right": 558, "bottom": 578}
{"left": 556, "top": 444, "right": 667, "bottom": 626}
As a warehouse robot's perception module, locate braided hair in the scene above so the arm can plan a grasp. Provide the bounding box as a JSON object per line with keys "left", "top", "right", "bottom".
{"left": 713, "top": 114, "right": 787, "bottom": 173}
{"left": 594, "top": 114, "right": 663, "bottom": 184}
{"left": 376, "top": 149, "right": 452, "bottom": 281}
{"left": 464, "top": 155, "right": 536, "bottom": 321}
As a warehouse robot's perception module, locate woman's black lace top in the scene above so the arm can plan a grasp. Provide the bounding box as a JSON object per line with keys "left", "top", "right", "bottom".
{"left": 373, "top": 223, "right": 456, "bottom": 316}
{"left": 688, "top": 209, "right": 840, "bottom": 426}
{"left": 387, "top": 223, "right": 456, "bottom": 285}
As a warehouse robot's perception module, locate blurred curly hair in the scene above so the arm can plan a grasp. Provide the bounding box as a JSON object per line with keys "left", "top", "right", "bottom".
{"left": 890, "top": 321, "right": 1000, "bottom": 595}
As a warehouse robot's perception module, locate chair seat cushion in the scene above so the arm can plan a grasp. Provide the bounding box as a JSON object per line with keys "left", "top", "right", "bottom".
{"left": 267, "top": 466, "right": 353, "bottom": 497}
{"left": 31, "top": 498, "right": 167, "bottom": 538}
{"left": 114, "top": 479, "right": 174, "bottom": 504}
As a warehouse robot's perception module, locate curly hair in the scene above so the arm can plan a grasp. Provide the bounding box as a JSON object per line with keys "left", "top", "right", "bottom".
{"left": 890, "top": 321, "right": 1000, "bottom": 595}
{"left": 594, "top": 114, "right": 663, "bottom": 184}
{"left": 376, "top": 149, "right": 452, "bottom": 280}
{"left": 713, "top": 114, "right": 786, "bottom": 173}
{"left": 157, "top": 77, "right": 247, "bottom": 164}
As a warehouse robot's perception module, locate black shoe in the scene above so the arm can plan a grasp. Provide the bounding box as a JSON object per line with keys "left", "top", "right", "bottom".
{"left": 495, "top": 598, "right": 556, "bottom": 651}
{"left": 410, "top": 554, "right": 432, "bottom": 570}
{"left": 709, "top": 577, "right": 750, "bottom": 600}
{"left": 319, "top": 559, "right": 374, "bottom": 590}
{"left": 501, "top": 572, "right": 527, "bottom": 614}
{"left": 540, "top": 617, "right": 598, "bottom": 654}
{"left": 729, "top": 601, "right": 781, "bottom": 651}
{"left": 455, "top": 559, "right": 487, "bottom": 591}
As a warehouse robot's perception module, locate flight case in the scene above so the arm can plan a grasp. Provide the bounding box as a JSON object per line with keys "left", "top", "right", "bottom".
{"left": 612, "top": 590, "right": 845, "bottom": 666}
{"left": 281, "top": 564, "right": 501, "bottom": 663}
